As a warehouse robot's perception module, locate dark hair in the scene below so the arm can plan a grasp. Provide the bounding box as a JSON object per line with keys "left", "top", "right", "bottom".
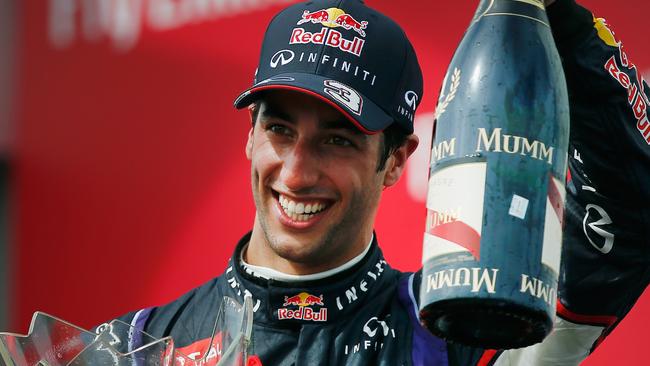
{"left": 377, "top": 123, "right": 409, "bottom": 171}
{"left": 249, "top": 102, "right": 410, "bottom": 172}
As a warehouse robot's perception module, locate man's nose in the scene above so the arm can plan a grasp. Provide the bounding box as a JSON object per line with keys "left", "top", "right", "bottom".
{"left": 279, "top": 141, "right": 321, "bottom": 192}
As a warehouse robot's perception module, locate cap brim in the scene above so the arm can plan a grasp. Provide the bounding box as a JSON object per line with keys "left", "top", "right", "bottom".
{"left": 233, "top": 73, "right": 393, "bottom": 134}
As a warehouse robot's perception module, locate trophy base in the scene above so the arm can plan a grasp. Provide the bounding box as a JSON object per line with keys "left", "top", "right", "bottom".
{"left": 419, "top": 298, "right": 552, "bottom": 349}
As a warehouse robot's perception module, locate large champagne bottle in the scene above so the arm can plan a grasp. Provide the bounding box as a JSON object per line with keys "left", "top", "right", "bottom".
{"left": 419, "top": 0, "right": 569, "bottom": 349}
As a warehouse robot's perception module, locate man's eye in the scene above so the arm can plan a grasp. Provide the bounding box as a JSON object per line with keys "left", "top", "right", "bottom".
{"left": 267, "top": 124, "right": 290, "bottom": 135}
{"left": 326, "top": 136, "right": 353, "bottom": 147}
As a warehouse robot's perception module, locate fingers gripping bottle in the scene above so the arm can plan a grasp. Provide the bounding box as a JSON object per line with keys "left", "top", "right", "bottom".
{"left": 418, "top": 0, "right": 569, "bottom": 349}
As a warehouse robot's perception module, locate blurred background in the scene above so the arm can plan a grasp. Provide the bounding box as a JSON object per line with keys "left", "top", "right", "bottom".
{"left": 1, "top": 0, "right": 648, "bottom": 364}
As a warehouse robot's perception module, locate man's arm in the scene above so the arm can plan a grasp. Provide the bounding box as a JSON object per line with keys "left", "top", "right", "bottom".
{"left": 490, "top": 0, "right": 650, "bottom": 364}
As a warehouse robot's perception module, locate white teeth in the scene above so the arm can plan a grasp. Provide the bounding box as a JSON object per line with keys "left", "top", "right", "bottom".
{"left": 295, "top": 202, "right": 305, "bottom": 214}
{"left": 278, "top": 194, "right": 328, "bottom": 221}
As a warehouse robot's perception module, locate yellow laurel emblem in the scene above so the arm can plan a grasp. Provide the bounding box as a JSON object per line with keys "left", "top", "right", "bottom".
{"left": 434, "top": 68, "right": 461, "bottom": 120}
{"left": 593, "top": 17, "right": 618, "bottom": 47}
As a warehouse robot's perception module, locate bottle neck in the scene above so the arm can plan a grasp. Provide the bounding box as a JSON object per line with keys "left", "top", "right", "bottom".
{"left": 499, "top": 0, "right": 545, "bottom": 8}
{"left": 473, "top": 0, "right": 549, "bottom": 26}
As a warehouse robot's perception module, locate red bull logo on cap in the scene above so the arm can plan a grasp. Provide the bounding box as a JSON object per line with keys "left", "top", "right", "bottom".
{"left": 278, "top": 292, "right": 328, "bottom": 322}
{"left": 290, "top": 8, "right": 368, "bottom": 57}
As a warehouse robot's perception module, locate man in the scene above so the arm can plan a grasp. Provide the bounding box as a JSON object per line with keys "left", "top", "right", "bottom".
{"left": 115, "top": 0, "right": 650, "bottom": 365}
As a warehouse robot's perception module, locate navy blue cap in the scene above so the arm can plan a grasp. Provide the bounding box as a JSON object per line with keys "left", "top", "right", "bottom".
{"left": 234, "top": 0, "right": 423, "bottom": 134}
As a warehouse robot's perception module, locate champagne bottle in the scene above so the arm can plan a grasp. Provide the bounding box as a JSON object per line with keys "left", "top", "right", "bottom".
{"left": 419, "top": 0, "right": 569, "bottom": 349}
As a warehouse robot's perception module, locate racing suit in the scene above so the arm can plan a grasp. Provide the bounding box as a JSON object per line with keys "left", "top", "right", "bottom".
{"left": 117, "top": 0, "right": 650, "bottom": 364}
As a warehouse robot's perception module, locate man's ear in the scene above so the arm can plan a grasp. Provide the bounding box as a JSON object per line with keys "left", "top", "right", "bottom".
{"left": 383, "top": 134, "right": 419, "bottom": 187}
{"left": 246, "top": 128, "right": 254, "bottom": 160}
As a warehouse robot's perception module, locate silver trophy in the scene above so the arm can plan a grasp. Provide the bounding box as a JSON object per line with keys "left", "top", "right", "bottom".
{"left": 0, "top": 296, "right": 253, "bottom": 366}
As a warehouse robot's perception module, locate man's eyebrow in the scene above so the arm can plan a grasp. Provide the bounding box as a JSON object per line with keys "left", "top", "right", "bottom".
{"left": 260, "top": 105, "right": 293, "bottom": 123}
{"left": 322, "top": 119, "right": 365, "bottom": 135}
{"left": 261, "top": 105, "right": 364, "bottom": 135}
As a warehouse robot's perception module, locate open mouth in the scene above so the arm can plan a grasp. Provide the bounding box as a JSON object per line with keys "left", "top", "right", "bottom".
{"left": 274, "top": 192, "right": 331, "bottom": 223}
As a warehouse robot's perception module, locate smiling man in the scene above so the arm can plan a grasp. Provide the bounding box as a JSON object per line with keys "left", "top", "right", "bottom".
{"left": 244, "top": 90, "right": 416, "bottom": 276}
{"left": 113, "top": 0, "right": 650, "bottom": 365}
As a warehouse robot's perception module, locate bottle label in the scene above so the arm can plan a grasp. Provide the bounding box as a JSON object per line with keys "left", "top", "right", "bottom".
{"left": 541, "top": 176, "right": 565, "bottom": 274}
{"left": 423, "top": 161, "right": 487, "bottom": 262}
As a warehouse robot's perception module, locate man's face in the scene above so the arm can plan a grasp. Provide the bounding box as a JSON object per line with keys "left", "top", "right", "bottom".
{"left": 245, "top": 90, "right": 414, "bottom": 273}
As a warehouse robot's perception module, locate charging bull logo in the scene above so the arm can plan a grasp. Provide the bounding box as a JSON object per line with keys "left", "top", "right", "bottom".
{"left": 283, "top": 292, "right": 324, "bottom": 307}
{"left": 297, "top": 8, "right": 368, "bottom": 37}
{"left": 278, "top": 292, "right": 328, "bottom": 322}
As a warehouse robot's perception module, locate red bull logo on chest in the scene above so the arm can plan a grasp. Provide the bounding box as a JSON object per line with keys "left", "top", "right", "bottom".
{"left": 290, "top": 8, "right": 368, "bottom": 57}
{"left": 277, "top": 292, "right": 328, "bottom": 322}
